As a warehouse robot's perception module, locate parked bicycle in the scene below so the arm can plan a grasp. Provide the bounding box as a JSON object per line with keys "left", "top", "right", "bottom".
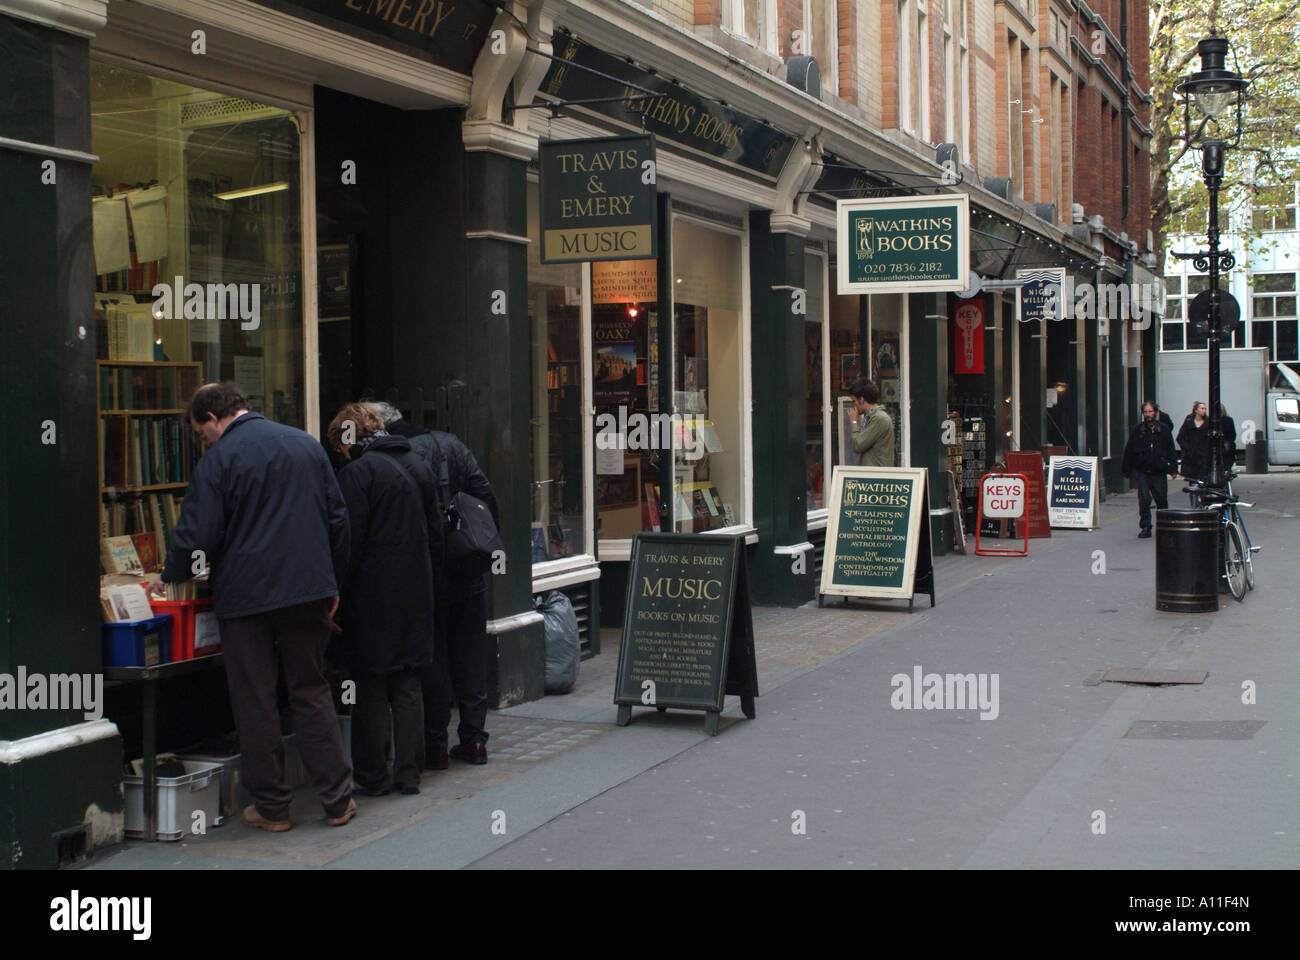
{"left": 1183, "top": 472, "right": 1257, "bottom": 600}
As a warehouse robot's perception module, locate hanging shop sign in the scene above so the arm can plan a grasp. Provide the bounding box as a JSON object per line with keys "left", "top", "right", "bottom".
{"left": 1004, "top": 451, "right": 1052, "bottom": 538}
{"left": 953, "top": 298, "right": 985, "bottom": 374}
{"left": 541, "top": 35, "right": 795, "bottom": 178}
{"left": 1047, "top": 456, "right": 1099, "bottom": 529}
{"left": 539, "top": 135, "right": 657, "bottom": 263}
{"left": 1016, "top": 268, "right": 1066, "bottom": 324}
{"left": 614, "top": 533, "right": 758, "bottom": 736}
{"left": 819, "top": 466, "right": 935, "bottom": 609}
{"left": 836, "top": 196, "right": 970, "bottom": 294}
{"left": 248, "top": 0, "right": 495, "bottom": 74}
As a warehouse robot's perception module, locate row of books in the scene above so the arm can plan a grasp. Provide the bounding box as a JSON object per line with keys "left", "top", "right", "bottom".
{"left": 101, "top": 301, "right": 157, "bottom": 361}
{"left": 99, "top": 364, "right": 199, "bottom": 411}
{"left": 101, "top": 415, "right": 200, "bottom": 488}
{"left": 101, "top": 491, "right": 183, "bottom": 554}
{"left": 97, "top": 260, "right": 160, "bottom": 294}
{"left": 639, "top": 482, "right": 734, "bottom": 532}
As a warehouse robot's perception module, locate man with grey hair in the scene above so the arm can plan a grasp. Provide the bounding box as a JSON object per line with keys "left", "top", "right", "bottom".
{"left": 363, "top": 402, "right": 499, "bottom": 768}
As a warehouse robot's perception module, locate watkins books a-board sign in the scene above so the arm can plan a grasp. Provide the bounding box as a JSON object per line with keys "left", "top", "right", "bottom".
{"left": 819, "top": 466, "right": 935, "bottom": 607}
{"left": 1047, "top": 456, "right": 1100, "bottom": 529}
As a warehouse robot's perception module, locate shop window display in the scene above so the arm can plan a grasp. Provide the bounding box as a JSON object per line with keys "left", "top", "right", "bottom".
{"left": 827, "top": 258, "right": 861, "bottom": 467}
{"left": 805, "top": 252, "right": 828, "bottom": 509}
{"left": 592, "top": 259, "right": 660, "bottom": 541}
{"left": 868, "top": 294, "right": 905, "bottom": 466}
{"left": 527, "top": 182, "right": 585, "bottom": 560}
{"left": 91, "top": 62, "right": 303, "bottom": 570}
{"left": 671, "top": 219, "right": 745, "bottom": 532}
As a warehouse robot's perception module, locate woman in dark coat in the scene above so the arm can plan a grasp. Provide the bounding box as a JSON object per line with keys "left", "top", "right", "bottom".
{"left": 328, "top": 403, "right": 442, "bottom": 796}
{"left": 1177, "top": 401, "right": 1210, "bottom": 482}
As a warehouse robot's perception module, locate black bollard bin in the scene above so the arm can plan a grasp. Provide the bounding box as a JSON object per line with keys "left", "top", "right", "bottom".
{"left": 1245, "top": 437, "right": 1268, "bottom": 474}
{"left": 1155, "top": 508, "right": 1219, "bottom": 612}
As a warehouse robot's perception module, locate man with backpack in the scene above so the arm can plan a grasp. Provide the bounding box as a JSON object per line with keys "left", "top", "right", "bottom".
{"left": 365, "top": 403, "right": 500, "bottom": 768}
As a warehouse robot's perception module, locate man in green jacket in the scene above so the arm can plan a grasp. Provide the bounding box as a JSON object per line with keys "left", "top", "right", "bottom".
{"left": 848, "top": 377, "right": 895, "bottom": 467}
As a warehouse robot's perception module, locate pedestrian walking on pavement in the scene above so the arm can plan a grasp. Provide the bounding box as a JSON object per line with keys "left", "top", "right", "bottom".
{"left": 1121, "top": 400, "right": 1178, "bottom": 538}
{"left": 328, "top": 403, "right": 443, "bottom": 797}
{"left": 1177, "top": 401, "right": 1210, "bottom": 483}
{"left": 365, "top": 402, "right": 500, "bottom": 768}
{"left": 156, "top": 382, "right": 356, "bottom": 832}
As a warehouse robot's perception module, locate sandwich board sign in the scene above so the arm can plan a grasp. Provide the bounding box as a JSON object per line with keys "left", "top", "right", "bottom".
{"left": 1047, "top": 456, "right": 1100, "bottom": 529}
{"left": 819, "top": 465, "right": 935, "bottom": 610}
{"left": 614, "top": 532, "right": 758, "bottom": 736}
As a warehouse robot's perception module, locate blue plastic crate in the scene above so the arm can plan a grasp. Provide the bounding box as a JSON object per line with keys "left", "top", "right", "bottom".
{"left": 102, "top": 615, "right": 173, "bottom": 667}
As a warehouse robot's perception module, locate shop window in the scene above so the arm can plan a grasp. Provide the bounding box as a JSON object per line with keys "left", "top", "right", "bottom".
{"left": 593, "top": 259, "right": 660, "bottom": 541}
{"left": 827, "top": 258, "right": 862, "bottom": 466}
{"left": 804, "top": 252, "right": 828, "bottom": 509}
{"left": 91, "top": 61, "right": 303, "bottom": 560}
{"left": 527, "top": 182, "right": 587, "bottom": 562}
{"left": 671, "top": 219, "right": 746, "bottom": 532}
{"left": 868, "top": 294, "right": 906, "bottom": 465}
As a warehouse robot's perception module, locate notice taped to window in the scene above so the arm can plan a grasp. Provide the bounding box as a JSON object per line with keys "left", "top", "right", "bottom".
{"left": 820, "top": 466, "right": 931, "bottom": 600}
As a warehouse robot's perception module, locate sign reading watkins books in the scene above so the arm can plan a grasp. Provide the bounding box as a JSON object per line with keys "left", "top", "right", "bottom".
{"left": 539, "top": 135, "right": 658, "bottom": 263}
{"left": 836, "top": 195, "right": 970, "bottom": 294}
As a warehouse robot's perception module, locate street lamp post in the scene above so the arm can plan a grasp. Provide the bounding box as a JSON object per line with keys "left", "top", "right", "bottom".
{"left": 1173, "top": 37, "right": 1249, "bottom": 490}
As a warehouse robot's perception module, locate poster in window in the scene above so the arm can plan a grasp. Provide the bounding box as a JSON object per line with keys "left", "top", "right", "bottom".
{"left": 593, "top": 312, "right": 638, "bottom": 406}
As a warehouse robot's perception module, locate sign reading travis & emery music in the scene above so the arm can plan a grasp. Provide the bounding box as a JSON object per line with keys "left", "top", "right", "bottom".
{"left": 539, "top": 135, "right": 657, "bottom": 263}
{"left": 248, "top": 0, "right": 495, "bottom": 74}
{"left": 820, "top": 466, "right": 934, "bottom": 604}
{"left": 836, "top": 196, "right": 970, "bottom": 294}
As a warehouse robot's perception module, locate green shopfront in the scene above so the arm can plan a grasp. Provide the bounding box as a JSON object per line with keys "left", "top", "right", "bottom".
{"left": 1, "top": 0, "right": 1115, "bottom": 866}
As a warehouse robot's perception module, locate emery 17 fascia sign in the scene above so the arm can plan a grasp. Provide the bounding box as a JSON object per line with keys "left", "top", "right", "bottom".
{"left": 820, "top": 466, "right": 929, "bottom": 599}
{"left": 539, "top": 135, "right": 657, "bottom": 263}
{"left": 836, "top": 195, "right": 969, "bottom": 294}
{"left": 1047, "top": 456, "right": 1099, "bottom": 529}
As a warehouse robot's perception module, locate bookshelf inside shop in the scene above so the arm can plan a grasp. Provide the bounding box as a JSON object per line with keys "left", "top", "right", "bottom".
{"left": 97, "top": 360, "right": 202, "bottom": 579}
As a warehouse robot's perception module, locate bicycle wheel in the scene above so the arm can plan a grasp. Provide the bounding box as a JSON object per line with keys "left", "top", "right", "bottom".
{"left": 1223, "top": 521, "right": 1247, "bottom": 601}
{"left": 1239, "top": 517, "right": 1256, "bottom": 591}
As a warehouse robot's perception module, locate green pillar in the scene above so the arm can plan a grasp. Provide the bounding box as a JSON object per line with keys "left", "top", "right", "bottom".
{"left": 460, "top": 123, "right": 544, "bottom": 706}
{"left": 1, "top": 7, "right": 125, "bottom": 868}
{"left": 1018, "top": 312, "right": 1047, "bottom": 454}
{"left": 748, "top": 212, "right": 810, "bottom": 605}
{"left": 908, "top": 292, "right": 949, "bottom": 554}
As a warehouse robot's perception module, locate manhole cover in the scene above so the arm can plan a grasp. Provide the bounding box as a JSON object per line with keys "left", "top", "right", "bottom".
{"left": 1124, "top": 720, "right": 1265, "bottom": 740}
{"left": 1101, "top": 668, "right": 1208, "bottom": 685}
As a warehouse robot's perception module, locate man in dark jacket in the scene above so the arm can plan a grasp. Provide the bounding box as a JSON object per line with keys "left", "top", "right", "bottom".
{"left": 158, "top": 382, "right": 356, "bottom": 831}
{"left": 366, "top": 403, "right": 500, "bottom": 767}
{"left": 330, "top": 403, "right": 442, "bottom": 796}
{"left": 1121, "top": 400, "right": 1178, "bottom": 538}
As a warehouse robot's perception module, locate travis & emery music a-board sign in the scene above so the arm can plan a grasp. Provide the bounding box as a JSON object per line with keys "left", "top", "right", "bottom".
{"left": 614, "top": 533, "right": 758, "bottom": 736}
{"left": 819, "top": 466, "right": 935, "bottom": 610}
{"left": 1046, "top": 456, "right": 1100, "bottom": 529}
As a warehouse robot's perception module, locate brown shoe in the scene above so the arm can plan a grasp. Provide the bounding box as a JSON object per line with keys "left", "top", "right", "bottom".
{"left": 449, "top": 742, "right": 487, "bottom": 765}
{"left": 242, "top": 804, "right": 291, "bottom": 833}
{"left": 326, "top": 798, "right": 358, "bottom": 827}
{"left": 425, "top": 743, "right": 449, "bottom": 770}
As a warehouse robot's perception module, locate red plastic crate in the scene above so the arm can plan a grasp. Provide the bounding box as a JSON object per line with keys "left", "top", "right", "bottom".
{"left": 150, "top": 597, "right": 220, "bottom": 660}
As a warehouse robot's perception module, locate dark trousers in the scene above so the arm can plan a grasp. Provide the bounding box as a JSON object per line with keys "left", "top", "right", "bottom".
{"left": 220, "top": 599, "right": 352, "bottom": 821}
{"left": 352, "top": 668, "right": 424, "bottom": 792}
{"left": 421, "top": 589, "right": 489, "bottom": 748}
{"left": 1135, "top": 471, "right": 1169, "bottom": 530}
